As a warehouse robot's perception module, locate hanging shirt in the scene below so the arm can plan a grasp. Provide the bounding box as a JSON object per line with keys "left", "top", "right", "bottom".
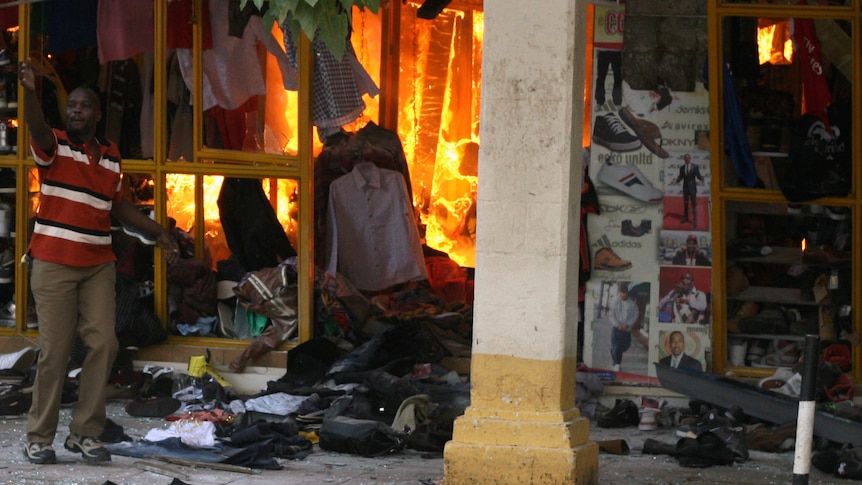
{"left": 97, "top": 0, "right": 154, "bottom": 64}
{"left": 176, "top": 0, "right": 294, "bottom": 110}
{"left": 326, "top": 162, "right": 426, "bottom": 291}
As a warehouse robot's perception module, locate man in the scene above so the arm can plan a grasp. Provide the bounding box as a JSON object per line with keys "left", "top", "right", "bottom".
{"left": 659, "top": 331, "right": 703, "bottom": 372}
{"left": 19, "top": 59, "right": 180, "bottom": 465}
{"left": 673, "top": 154, "right": 704, "bottom": 227}
{"left": 609, "top": 282, "right": 640, "bottom": 372}
{"left": 671, "top": 234, "right": 712, "bottom": 266}
{"left": 659, "top": 271, "right": 707, "bottom": 323}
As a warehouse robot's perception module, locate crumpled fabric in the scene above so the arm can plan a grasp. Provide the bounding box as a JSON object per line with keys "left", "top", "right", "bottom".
{"left": 145, "top": 419, "right": 217, "bottom": 448}
{"left": 244, "top": 392, "right": 310, "bottom": 416}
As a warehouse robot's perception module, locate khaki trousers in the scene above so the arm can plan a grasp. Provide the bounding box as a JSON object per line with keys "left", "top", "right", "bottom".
{"left": 27, "top": 259, "right": 118, "bottom": 443}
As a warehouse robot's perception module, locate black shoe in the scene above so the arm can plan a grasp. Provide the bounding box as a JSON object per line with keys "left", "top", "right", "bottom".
{"left": 621, "top": 220, "right": 644, "bottom": 237}
{"left": 24, "top": 442, "right": 56, "bottom": 464}
{"left": 593, "top": 113, "right": 641, "bottom": 152}
{"left": 64, "top": 432, "right": 111, "bottom": 462}
{"left": 597, "top": 399, "right": 639, "bottom": 428}
{"left": 638, "top": 219, "right": 652, "bottom": 234}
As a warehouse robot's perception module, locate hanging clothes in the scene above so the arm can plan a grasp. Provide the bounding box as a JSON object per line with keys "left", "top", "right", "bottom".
{"left": 175, "top": 0, "right": 294, "bottom": 111}
{"left": 96, "top": 0, "right": 154, "bottom": 64}
{"left": 325, "top": 162, "right": 426, "bottom": 292}
{"left": 217, "top": 178, "right": 296, "bottom": 273}
{"left": 313, "top": 123, "right": 412, "bottom": 266}
{"left": 281, "top": 17, "right": 379, "bottom": 140}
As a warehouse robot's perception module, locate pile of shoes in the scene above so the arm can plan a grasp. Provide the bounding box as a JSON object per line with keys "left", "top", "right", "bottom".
{"left": 641, "top": 401, "right": 749, "bottom": 467}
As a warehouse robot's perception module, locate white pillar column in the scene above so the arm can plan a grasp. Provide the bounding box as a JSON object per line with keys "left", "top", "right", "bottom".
{"left": 443, "top": 1, "right": 598, "bottom": 483}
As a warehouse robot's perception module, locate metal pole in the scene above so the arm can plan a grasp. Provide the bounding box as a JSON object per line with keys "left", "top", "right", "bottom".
{"left": 792, "top": 334, "right": 820, "bottom": 485}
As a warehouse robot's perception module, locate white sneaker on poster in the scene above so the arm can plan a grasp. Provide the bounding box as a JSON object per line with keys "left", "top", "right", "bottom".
{"left": 598, "top": 163, "right": 663, "bottom": 203}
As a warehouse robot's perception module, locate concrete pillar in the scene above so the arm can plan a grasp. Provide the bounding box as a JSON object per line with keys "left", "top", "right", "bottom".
{"left": 443, "top": 1, "right": 598, "bottom": 484}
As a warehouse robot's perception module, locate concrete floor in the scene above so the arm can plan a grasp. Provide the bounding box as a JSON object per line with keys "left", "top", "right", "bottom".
{"left": 0, "top": 401, "right": 848, "bottom": 484}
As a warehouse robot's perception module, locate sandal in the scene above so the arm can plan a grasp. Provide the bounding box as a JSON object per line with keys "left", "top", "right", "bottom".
{"left": 619, "top": 107, "right": 670, "bottom": 158}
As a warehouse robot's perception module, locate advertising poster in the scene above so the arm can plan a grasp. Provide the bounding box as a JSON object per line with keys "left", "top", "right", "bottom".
{"left": 584, "top": 3, "right": 712, "bottom": 380}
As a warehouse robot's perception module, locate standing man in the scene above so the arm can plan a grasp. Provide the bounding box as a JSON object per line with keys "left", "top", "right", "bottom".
{"left": 609, "top": 282, "right": 640, "bottom": 372}
{"left": 659, "top": 331, "right": 703, "bottom": 372}
{"left": 20, "top": 59, "right": 180, "bottom": 464}
{"left": 674, "top": 154, "right": 704, "bottom": 227}
{"left": 671, "top": 234, "right": 712, "bottom": 266}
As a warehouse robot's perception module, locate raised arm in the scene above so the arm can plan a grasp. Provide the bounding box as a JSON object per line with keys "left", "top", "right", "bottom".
{"left": 19, "top": 60, "right": 55, "bottom": 156}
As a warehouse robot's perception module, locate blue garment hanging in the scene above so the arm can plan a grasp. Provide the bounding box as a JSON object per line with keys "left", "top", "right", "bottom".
{"left": 704, "top": 59, "right": 757, "bottom": 187}
{"left": 721, "top": 62, "right": 758, "bottom": 187}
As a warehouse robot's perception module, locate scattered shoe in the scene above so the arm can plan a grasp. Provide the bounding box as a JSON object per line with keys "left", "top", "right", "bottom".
{"left": 0, "top": 347, "right": 36, "bottom": 374}
{"left": 760, "top": 339, "right": 800, "bottom": 367}
{"left": 747, "top": 420, "right": 796, "bottom": 453}
{"left": 597, "top": 398, "right": 639, "bottom": 428}
{"left": 598, "top": 162, "right": 663, "bottom": 203}
{"left": 638, "top": 397, "right": 665, "bottom": 431}
{"left": 64, "top": 432, "right": 111, "bottom": 462}
{"left": 24, "top": 442, "right": 56, "bottom": 465}
{"left": 593, "top": 246, "right": 632, "bottom": 272}
{"left": 593, "top": 112, "right": 641, "bottom": 152}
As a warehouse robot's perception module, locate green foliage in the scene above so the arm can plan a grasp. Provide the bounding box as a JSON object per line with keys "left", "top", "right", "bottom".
{"left": 241, "top": 0, "right": 380, "bottom": 61}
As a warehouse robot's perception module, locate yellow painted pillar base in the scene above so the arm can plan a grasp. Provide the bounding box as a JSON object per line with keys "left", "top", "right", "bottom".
{"left": 444, "top": 354, "right": 599, "bottom": 484}
{"left": 445, "top": 436, "right": 599, "bottom": 485}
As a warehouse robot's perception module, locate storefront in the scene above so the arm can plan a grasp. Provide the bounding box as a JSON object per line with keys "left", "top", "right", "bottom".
{"left": 0, "top": 0, "right": 484, "bottom": 379}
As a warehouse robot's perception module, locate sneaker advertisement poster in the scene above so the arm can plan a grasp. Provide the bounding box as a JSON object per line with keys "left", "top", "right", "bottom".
{"left": 584, "top": 3, "right": 712, "bottom": 381}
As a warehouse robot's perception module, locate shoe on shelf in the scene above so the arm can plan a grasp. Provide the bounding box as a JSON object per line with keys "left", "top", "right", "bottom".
{"left": 593, "top": 246, "right": 632, "bottom": 272}
{"left": 826, "top": 206, "right": 849, "bottom": 220}
{"left": 597, "top": 398, "right": 639, "bottom": 428}
{"left": 24, "top": 442, "right": 56, "bottom": 465}
{"left": 598, "top": 162, "right": 663, "bottom": 203}
{"left": 593, "top": 112, "right": 641, "bottom": 152}
{"left": 64, "top": 432, "right": 111, "bottom": 462}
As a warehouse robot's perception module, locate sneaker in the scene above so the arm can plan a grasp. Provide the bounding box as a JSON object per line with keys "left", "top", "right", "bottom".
{"left": 593, "top": 246, "right": 632, "bottom": 272}
{"left": 597, "top": 398, "right": 639, "bottom": 428}
{"left": 593, "top": 112, "right": 641, "bottom": 152}
{"left": 638, "top": 397, "right": 665, "bottom": 431}
{"left": 64, "top": 432, "right": 110, "bottom": 462}
{"left": 24, "top": 442, "right": 56, "bottom": 464}
{"left": 598, "top": 163, "right": 663, "bottom": 203}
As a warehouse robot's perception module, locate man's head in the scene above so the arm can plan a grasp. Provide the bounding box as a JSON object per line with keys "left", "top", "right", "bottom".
{"left": 668, "top": 331, "right": 685, "bottom": 357}
{"left": 618, "top": 282, "right": 630, "bottom": 299}
{"left": 685, "top": 235, "right": 699, "bottom": 254}
{"left": 683, "top": 154, "right": 691, "bottom": 164}
{"left": 679, "top": 271, "right": 694, "bottom": 291}
{"left": 65, "top": 86, "right": 102, "bottom": 141}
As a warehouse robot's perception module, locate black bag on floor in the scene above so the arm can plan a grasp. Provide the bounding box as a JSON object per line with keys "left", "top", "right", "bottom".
{"left": 318, "top": 416, "right": 408, "bottom": 457}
